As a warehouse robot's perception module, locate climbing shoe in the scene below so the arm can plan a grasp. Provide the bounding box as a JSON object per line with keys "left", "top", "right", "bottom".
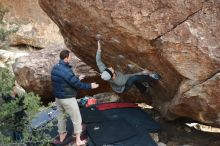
{"left": 149, "top": 72, "right": 161, "bottom": 80}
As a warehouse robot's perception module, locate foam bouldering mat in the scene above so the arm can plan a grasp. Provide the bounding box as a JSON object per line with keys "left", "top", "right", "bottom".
{"left": 87, "top": 107, "right": 160, "bottom": 146}
{"left": 114, "top": 133, "right": 157, "bottom": 146}
{"left": 49, "top": 117, "right": 74, "bottom": 146}
{"left": 96, "top": 102, "right": 138, "bottom": 110}
{"left": 52, "top": 133, "right": 74, "bottom": 146}
{"left": 80, "top": 106, "right": 108, "bottom": 124}
{"left": 102, "top": 108, "right": 161, "bottom": 133}
{"left": 31, "top": 106, "right": 59, "bottom": 129}
{"left": 86, "top": 118, "right": 138, "bottom": 146}
{"left": 87, "top": 133, "right": 157, "bottom": 146}
{"left": 31, "top": 114, "right": 74, "bottom": 146}
{"left": 52, "top": 134, "right": 88, "bottom": 146}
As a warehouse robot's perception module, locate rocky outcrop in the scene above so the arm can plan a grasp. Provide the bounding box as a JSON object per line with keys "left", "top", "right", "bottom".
{"left": 0, "top": 0, "right": 64, "bottom": 48}
{"left": 12, "top": 45, "right": 111, "bottom": 103}
{"left": 0, "top": 0, "right": 65, "bottom": 71}
{"left": 0, "top": 48, "right": 29, "bottom": 67}
{"left": 39, "top": 0, "right": 220, "bottom": 126}
{"left": 156, "top": 1, "right": 220, "bottom": 126}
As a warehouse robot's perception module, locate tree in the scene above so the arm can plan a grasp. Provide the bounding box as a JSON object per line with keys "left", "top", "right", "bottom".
{"left": 0, "top": 67, "right": 15, "bottom": 95}
{"left": 0, "top": 67, "right": 52, "bottom": 145}
{"left": 0, "top": 4, "right": 52, "bottom": 145}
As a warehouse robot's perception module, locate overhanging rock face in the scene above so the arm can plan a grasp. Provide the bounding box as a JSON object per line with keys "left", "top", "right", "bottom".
{"left": 39, "top": 0, "right": 220, "bottom": 127}
{"left": 13, "top": 45, "right": 111, "bottom": 104}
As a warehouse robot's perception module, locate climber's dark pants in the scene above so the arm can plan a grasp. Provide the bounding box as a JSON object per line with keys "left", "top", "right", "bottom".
{"left": 123, "top": 75, "right": 155, "bottom": 93}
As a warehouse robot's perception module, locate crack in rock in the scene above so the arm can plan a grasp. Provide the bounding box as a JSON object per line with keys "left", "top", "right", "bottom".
{"left": 153, "top": 8, "right": 203, "bottom": 41}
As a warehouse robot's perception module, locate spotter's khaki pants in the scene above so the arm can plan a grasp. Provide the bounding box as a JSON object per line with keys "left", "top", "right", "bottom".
{"left": 56, "top": 97, "right": 82, "bottom": 134}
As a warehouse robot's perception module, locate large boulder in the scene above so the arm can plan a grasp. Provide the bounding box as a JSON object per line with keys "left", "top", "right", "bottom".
{"left": 12, "top": 45, "right": 111, "bottom": 104}
{"left": 39, "top": 0, "right": 220, "bottom": 126}
{"left": 0, "top": 48, "right": 29, "bottom": 67}
{"left": 0, "top": 0, "right": 64, "bottom": 48}
{"left": 0, "top": 0, "right": 65, "bottom": 72}
{"left": 155, "top": 1, "right": 220, "bottom": 127}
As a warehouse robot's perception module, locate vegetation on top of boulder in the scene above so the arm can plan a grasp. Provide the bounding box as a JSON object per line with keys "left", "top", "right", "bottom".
{"left": 0, "top": 3, "right": 18, "bottom": 49}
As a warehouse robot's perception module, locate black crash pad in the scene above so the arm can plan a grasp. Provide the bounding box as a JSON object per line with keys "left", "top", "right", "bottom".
{"left": 87, "top": 118, "right": 137, "bottom": 146}
{"left": 87, "top": 107, "right": 160, "bottom": 146}
{"left": 80, "top": 106, "right": 108, "bottom": 124}
{"left": 102, "top": 108, "right": 161, "bottom": 133}
{"left": 88, "top": 133, "right": 157, "bottom": 146}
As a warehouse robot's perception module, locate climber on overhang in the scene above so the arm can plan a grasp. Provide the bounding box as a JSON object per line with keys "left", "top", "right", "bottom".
{"left": 95, "top": 35, "right": 161, "bottom": 102}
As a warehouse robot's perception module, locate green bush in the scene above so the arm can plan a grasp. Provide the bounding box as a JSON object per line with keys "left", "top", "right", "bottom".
{"left": 0, "top": 69, "right": 52, "bottom": 145}
{"left": 0, "top": 67, "right": 15, "bottom": 95}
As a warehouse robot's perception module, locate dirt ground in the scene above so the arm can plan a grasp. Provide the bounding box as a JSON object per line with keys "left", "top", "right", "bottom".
{"left": 145, "top": 108, "right": 220, "bottom": 146}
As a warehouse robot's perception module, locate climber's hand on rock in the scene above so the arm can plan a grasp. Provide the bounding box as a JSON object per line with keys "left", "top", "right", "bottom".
{"left": 91, "top": 82, "right": 99, "bottom": 89}
{"left": 142, "top": 69, "right": 151, "bottom": 74}
{"left": 79, "top": 74, "right": 86, "bottom": 80}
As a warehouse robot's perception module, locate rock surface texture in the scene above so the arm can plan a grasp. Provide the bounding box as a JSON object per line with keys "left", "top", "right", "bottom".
{"left": 13, "top": 45, "right": 111, "bottom": 103}
{"left": 0, "top": 0, "right": 64, "bottom": 48}
{"left": 38, "top": 0, "right": 220, "bottom": 126}
{"left": 0, "top": 0, "right": 65, "bottom": 69}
